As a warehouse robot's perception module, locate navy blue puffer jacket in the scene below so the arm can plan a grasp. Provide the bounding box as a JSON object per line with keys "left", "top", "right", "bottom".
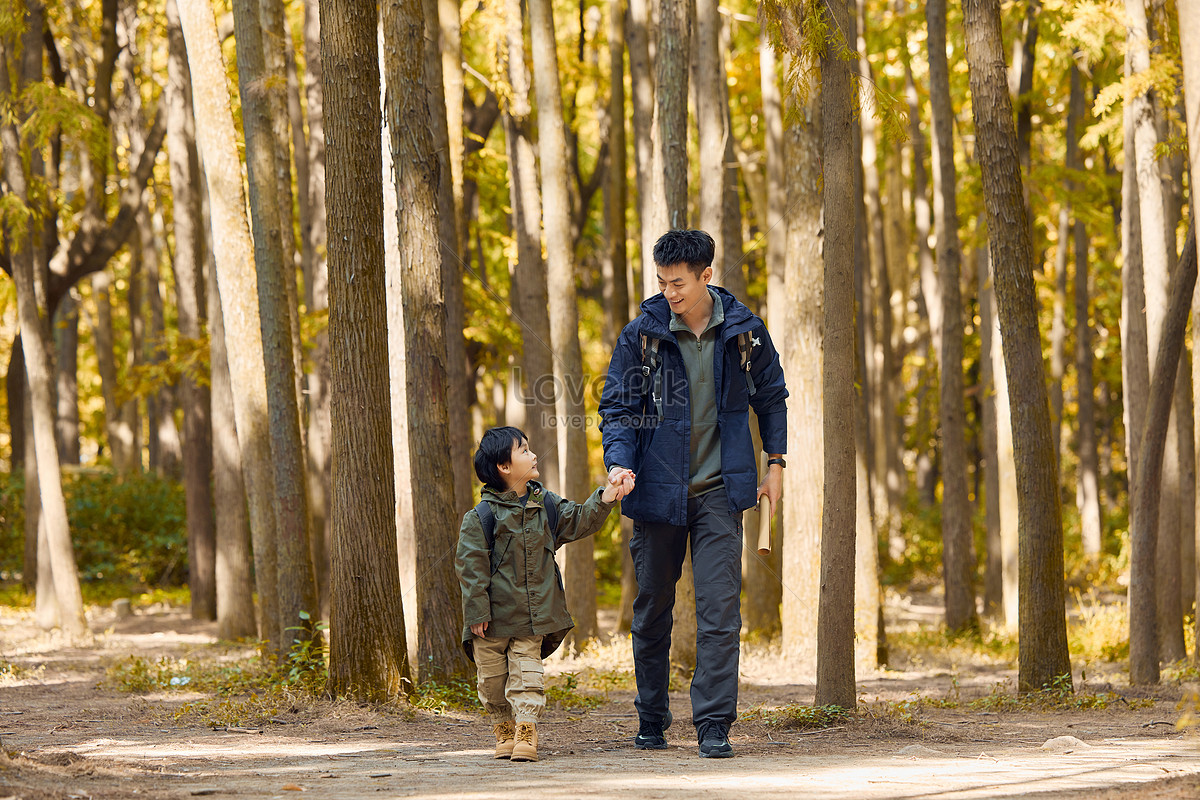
{"left": 599, "top": 287, "right": 788, "bottom": 526}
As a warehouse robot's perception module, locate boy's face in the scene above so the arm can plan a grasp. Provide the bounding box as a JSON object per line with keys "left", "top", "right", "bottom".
{"left": 499, "top": 437, "right": 539, "bottom": 490}
{"left": 657, "top": 262, "right": 713, "bottom": 319}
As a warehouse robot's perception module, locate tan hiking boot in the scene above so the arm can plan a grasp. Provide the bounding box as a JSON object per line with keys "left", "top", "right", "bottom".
{"left": 492, "top": 720, "right": 516, "bottom": 759}
{"left": 510, "top": 721, "right": 538, "bottom": 762}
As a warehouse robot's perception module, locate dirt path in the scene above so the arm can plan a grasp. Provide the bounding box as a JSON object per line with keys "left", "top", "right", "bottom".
{"left": 2, "top": 603, "right": 1198, "bottom": 799}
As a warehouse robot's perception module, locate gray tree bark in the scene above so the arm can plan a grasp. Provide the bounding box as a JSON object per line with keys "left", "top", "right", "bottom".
{"left": 326, "top": 0, "right": 410, "bottom": 700}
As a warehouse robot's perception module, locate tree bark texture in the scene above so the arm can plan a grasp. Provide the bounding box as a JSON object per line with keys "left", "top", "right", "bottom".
{"left": 655, "top": 0, "right": 688, "bottom": 229}
{"left": 963, "top": 0, "right": 1070, "bottom": 692}
{"left": 325, "top": 0, "right": 411, "bottom": 700}
{"left": 178, "top": 0, "right": 282, "bottom": 653}
{"left": 232, "top": 0, "right": 318, "bottom": 648}
{"left": 1067, "top": 63, "right": 1102, "bottom": 560}
{"left": 1177, "top": 0, "right": 1200, "bottom": 654}
{"left": 978, "top": 246, "right": 1003, "bottom": 615}
{"left": 53, "top": 293, "right": 80, "bottom": 465}
{"left": 780, "top": 85, "right": 822, "bottom": 673}
{"left": 501, "top": 0, "right": 559, "bottom": 501}
{"left": 166, "top": 0, "right": 217, "bottom": 621}
{"left": 1129, "top": 225, "right": 1197, "bottom": 684}
{"left": 528, "top": 0, "right": 598, "bottom": 650}
{"left": 627, "top": 0, "right": 656, "bottom": 296}
{"left": 383, "top": 0, "right": 472, "bottom": 678}
{"left": 928, "top": 0, "right": 977, "bottom": 632}
{"left": 815, "top": 0, "right": 856, "bottom": 710}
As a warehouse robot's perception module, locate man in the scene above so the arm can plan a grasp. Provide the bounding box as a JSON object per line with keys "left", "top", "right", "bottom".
{"left": 599, "top": 229, "right": 788, "bottom": 758}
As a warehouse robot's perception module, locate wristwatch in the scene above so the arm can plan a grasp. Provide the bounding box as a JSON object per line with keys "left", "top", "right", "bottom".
{"left": 767, "top": 457, "right": 786, "bottom": 469}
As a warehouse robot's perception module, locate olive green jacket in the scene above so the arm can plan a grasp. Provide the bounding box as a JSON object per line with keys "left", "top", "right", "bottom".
{"left": 456, "top": 481, "right": 616, "bottom": 660}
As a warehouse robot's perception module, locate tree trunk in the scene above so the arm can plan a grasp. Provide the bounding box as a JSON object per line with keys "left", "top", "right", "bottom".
{"left": 1068, "top": 64, "right": 1102, "bottom": 560}
{"left": 8, "top": 345, "right": 26, "bottom": 476}
{"left": 302, "top": 0, "right": 333, "bottom": 621}
{"left": 325, "top": 0, "right": 410, "bottom": 700}
{"left": 178, "top": 0, "right": 282, "bottom": 654}
{"left": 978, "top": 246, "right": 1004, "bottom": 615}
{"left": 232, "top": 0, "right": 318, "bottom": 648}
{"left": 1130, "top": 225, "right": 1197, "bottom": 684}
{"left": 963, "top": 0, "right": 1070, "bottom": 692}
{"left": 382, "top": 0, "right": 472, "bottom": 679}
{"left": 1177, "top": 0, "right": 1200, "bottom": 654}
{"left": 928, "top": 0, "right": 977, "bottom": 632}
{"left": 166, "top": 0, "right": 217, "bottom": 622}
{"left": 815, "top": 0, "right": 857, "bottom": 710}
{"left": 780, "top": 73, "right": 822, "bottom": 674}
{"left": 528, "top": 0, "right": 597, "bottom": 651}
{"left": 53, "top": 293, "right": 80, "bottom": 465}
{"left": 1008, "top": 0, "right": 1040, "bottom": 181}
{"left": 743, "top": 33, "right": 786, "bottom": 640}
{"left": 627, "top": 0, "right": 655, "bottom": 295}
{"left": 0, "top": 40, "right": 87, "bottom": 639}
{"left": 142, "top": 204, "right": 183, "bottom": 478}
{"left": 501, "top": 0, "right": 558, "bottom": 511}
{"left": 1049, "top": 208, "right": 1067, "bottom": 466}
{"left": 421, "top": 0, "right": 472, "bottom": 518}
{"left": 91, "top": 271, "right": 136, "bottom": 472}
{"left": 205, "top": 228, "right": 257, "bottom": 640}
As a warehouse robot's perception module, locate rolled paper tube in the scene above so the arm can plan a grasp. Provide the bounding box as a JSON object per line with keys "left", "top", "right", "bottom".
{"left": 757, "top": 497, "right": 772, "bottom": 554}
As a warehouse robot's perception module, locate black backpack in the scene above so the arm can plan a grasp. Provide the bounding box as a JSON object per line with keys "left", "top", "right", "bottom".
{"left": 473, "top": 491, "right": 561, "bottom": 556}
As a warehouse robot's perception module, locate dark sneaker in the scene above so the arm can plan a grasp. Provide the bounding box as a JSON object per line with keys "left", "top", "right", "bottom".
{"left": 634, "top": 710, "right": 673, "bottom": 750}
{"left": 697, "top": 721, "right": 733, "bottom": 758}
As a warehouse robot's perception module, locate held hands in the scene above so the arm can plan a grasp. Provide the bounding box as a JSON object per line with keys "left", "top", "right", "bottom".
{"left": 603, "top": 466, "right": 637, "bottom": 503}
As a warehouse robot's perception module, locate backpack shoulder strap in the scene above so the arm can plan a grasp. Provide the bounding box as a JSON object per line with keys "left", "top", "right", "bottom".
{"left": 474, "top": 501, "right": 495, "bottom": 550}
{"left": 544, "top": 490, "right": 561, "bottom": 539}
{"left": 736, "top": 330, "right": 758, "bottom": 398}
{"left": 639, "top": 333, "right": 665, "bottom": 420}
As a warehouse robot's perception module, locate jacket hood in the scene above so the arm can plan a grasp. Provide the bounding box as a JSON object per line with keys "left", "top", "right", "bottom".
{"left": 638, "top": 285, "right": 755, "bottom": 337}
{"left": 481, "top": 480, "right": 546, "bottom": 508}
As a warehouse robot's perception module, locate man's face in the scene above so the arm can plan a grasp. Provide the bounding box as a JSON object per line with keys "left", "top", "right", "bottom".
{"left": 501, "top": 437, "right": 539, "bottom": 488}
{"left": 657, "top": 262, "right": 713, "bottom": 318}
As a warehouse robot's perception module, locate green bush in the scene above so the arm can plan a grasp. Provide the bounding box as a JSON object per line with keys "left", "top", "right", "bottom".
{"left": 0, "top": 468, "right": 188, "bottom": 588}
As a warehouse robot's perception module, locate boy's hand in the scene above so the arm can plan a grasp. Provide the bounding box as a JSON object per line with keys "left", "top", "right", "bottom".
{"left": 603, "top": 467, "right": 636, "bottom": 503}
{"left": 471, "top": 621, "right": 488, "bottom": 638}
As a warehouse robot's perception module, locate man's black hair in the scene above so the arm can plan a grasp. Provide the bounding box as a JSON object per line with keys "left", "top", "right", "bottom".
{"left": 652, "top": 229, "right": 715, "bottom": 277}
{"left": 474, "top": 426, "right": 528, "bottom": 492}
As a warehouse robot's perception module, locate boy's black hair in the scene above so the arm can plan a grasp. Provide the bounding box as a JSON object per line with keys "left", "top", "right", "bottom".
{"left": 474, "top": 426, "right": 528, "bottom": 492}
{"left": 652, "top": 229, "right": 715, "bottom": 278}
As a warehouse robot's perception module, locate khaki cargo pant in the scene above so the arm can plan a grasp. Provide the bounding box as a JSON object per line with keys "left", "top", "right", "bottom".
{"left": 472, "top": 634, "right": 545, "bottom": 724}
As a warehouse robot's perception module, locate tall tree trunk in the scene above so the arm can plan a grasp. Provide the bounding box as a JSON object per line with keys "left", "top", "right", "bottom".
{"left": 178, "top": 0, "right": 283, "bottom": 654}
{"left": 1124, "top": 0, "right": 1184, "bottom": 663}
{"left": 928, "top": 0, "right": 977, "bottom": 632}
{"left": 627, "top": 0, "right": 655, "bottom": 295}
{"left": 142, "top": 204, "right": 183, "bottom": 477}
{"left": 815, "top": 0, "right": 856, "bottom": 710}
{"left": 528, "top": 0, "right": 597, "bottom": 650}
{"left": 8, "top": 345, "right": 26, "bottom": 476}
{"left": 166, "top": 0, "right": 217, "bottom": 621}
{"left": 963, "top": 0, "right": 1070, "bottom": 692}
{"left": 326, "top": 0, "right": 410, "bottom": 700}
{"left": 383, "top": 0, "right": 472, "bottom": 679}
{"left": 1049, "top": 210, "right": 1067, "bottom": 466}
{"left": 978, "top": 246, "right": 1004, "bottom": 615}
{"left": 1178, "top": 0, "right": 1200, "bottom": 654}
{"left": 1068, "top": 64, "right": 1102, "bottom": 561}
{"left": 780, "top": 70, "right": 822, "bottom": 673}
{"left": 422, "top": 0, "right": 472, "bottom": 517}
{"left": 1130, "top": 225, "right": 1197, "bottom": 684}
{"left": 743, "top": 32, "right": 785, "bottom": 639}
{"left": 91, "top": 271, "right": 136, "bottom": 471}
{"left": 53, "top": 293, "right": 80, "bottom": 465}
{"left": 302, "top": 0, "right": 333, "bottom": 621}
{"left": 1008, "top": 0, "right": 1040, "bottom": 181}
{"left": 0, "top": 34, "right": 87, "bottom": 639}
{"left": 232, "top": 0, "right": 318, "bottom": 647}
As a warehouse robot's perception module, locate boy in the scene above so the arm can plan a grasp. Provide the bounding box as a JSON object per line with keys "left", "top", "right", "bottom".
{"left": 456, "top": 426, "right": 635, "bottom": 762}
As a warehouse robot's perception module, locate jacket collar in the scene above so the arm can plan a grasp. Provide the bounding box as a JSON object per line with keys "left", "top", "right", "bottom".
{"left": 639, "top": 284, "right": 754, "bottom": 339}
{"left": 482, "top": 480, "right": 546, "bottom": 508}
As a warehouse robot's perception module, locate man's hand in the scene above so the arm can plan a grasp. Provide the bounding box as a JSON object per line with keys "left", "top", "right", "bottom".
{"left": 603, "top": 466, "right": 636, "bottom": 503}
{"left": 756, "top": 461, "right": 783, "bottom": 518}
{"left": 470, "top": 621, "right": 489, "bottom": 638}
